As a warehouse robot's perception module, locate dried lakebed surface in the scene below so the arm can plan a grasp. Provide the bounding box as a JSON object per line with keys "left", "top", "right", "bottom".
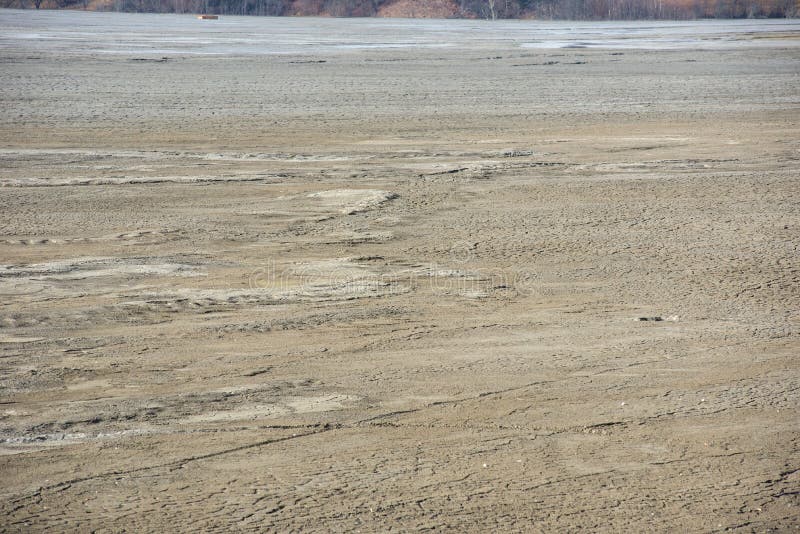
{"left": 0, "top": 13, "right": 799, "bottom": 532}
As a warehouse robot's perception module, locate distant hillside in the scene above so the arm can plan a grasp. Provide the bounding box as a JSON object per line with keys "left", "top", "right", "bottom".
{"left": 3, "top": 0, "right": 799, "bottom": 19}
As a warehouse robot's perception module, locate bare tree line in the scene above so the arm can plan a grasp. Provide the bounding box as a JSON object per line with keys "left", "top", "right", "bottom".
{"left": 3, "top": 0, "right": 798, "bottom": 19}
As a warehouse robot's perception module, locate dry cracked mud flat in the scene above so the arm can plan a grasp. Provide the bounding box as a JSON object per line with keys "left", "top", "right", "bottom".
{"left": 1, "top": 14, "right": 799, "bottom": 533}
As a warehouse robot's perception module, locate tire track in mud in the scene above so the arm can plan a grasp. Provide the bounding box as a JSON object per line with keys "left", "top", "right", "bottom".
{"left": 6, "top": 336, "right": 784, "bottom": 512}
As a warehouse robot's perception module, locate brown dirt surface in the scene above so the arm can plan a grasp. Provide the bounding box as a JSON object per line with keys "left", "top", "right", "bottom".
{"left": 0, "top": 13, "right": 799, "bottom": 533}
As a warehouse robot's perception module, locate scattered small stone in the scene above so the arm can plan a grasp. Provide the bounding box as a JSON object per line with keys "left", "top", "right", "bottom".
{"left": 131, "top": 57, "right": 169, "bottom": 63}
{"left": 638, "top": 316, "right": 663, "bottom": 321}
{"left": 501, "top": 149, "right": 534, "bottom": 157}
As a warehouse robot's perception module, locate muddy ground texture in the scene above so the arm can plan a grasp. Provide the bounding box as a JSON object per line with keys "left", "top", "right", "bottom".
{"left": 0, "top": 34, "right": 799, "bottom": 532}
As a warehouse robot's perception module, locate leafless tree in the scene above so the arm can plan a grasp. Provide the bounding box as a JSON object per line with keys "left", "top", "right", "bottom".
{"left": 31, "top": 0, "right": 798, "bottom": 20}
